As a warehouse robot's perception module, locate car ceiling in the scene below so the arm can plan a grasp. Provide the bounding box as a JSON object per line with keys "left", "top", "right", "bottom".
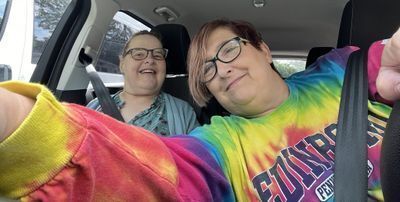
{"left": 115, "top": 0, "right": 349, "bottom": 56}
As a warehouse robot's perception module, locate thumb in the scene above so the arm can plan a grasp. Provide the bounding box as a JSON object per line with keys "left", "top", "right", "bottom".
{"left": 377, "top": 66, "right": 400, "bottom": 101}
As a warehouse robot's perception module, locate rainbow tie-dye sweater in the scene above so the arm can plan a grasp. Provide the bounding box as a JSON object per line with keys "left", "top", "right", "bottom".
{"left": 0, "top": 42, "right": 391, "bottom": 201}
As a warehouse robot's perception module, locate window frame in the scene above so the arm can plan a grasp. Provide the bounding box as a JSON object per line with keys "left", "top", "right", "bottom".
{"left": 0, "top": 0, "right": 11, "bottom": 42}
{"left": 30, "top": 0, "right": 90, "bottom": 90}
{"left": 94, "top": 10, "right": 153, "bottom": 75}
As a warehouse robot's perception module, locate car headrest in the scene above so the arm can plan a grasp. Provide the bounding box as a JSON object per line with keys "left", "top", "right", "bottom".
{"left": 337, "top": 1, "right": 352, "bottom": 48}
{"left": 339, "top": 0, "right": 400, "bottom": 49}
{"left": 152, "top": 24, "right": 191, "bottom": 74}
{"left": 305, "top": 47, "right": 334, "bottom": 68}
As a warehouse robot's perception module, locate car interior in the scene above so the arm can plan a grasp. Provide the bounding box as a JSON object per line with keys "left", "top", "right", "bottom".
{"left": 1, "top": 0, "right": 399, "bottom": 199}
{"left": 28, "top": 0, "right": 356, "bottom": 123}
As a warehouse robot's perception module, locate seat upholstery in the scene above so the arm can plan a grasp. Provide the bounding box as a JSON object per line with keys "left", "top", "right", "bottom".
{"left": 337, "top": 1, "right": 352, "bottom": 48}
{"left": 305, "top": 47, "right": 334, "bottom": 68}
{"left": 305, "top": 1, "right": 351, "bottom": 69}
{"left": 151, "top": 24, "right": 201, "bottom": 118}
{"left": 350, "top": 0, "right": 400, "bottom": 49}
{"left": 152, "top": 24, "right": 190, "bottom": 75}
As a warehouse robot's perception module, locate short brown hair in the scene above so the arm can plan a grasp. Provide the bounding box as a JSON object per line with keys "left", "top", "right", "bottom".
{"left": 187, "top": 19, "right": 263, "bottom": 107}
{"left": 121, "top": 30, "right": 163, "bottom": 57}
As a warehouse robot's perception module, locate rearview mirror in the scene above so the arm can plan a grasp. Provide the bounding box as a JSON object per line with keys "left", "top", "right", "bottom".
{"left": 0, "top": 64, "right": 12, "bottom": 81}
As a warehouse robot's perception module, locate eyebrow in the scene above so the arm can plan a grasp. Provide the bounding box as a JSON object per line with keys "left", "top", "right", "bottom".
{"left": 205, "top": 37, "right": 235, "bottom": 61}
{"left": 128, "top": 47, "right": 163, "bottom": 50}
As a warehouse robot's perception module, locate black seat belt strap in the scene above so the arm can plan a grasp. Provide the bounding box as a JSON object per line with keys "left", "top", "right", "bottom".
{"left": 334, "top": 49, "right": 368, "bottom": 201}
{"left": 86, "top": 64, "right": 125, "bottom": 122}
{"left": 381, "top": 100, "right": 400, "bottom": 200}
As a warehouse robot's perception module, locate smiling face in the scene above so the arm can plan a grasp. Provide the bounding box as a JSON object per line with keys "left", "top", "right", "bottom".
{"left": 204, "top": 27, "right": 288, "bottom": 118}
{"left": 119, "top": 34, "right": 166, "bottom": 96}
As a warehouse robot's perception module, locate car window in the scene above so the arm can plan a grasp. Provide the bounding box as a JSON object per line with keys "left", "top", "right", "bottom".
{"left": 0, "top": 0, "right": 10, "bottom": 81}
{"left": 32, "top": 0, "right": 72, "bottom": 64}
{"left": 273, "top": 58, "right": 306, "bottom": 78}
{"left": 0, "top": 0, "right": 5, "bottom": 23}
{"left": 0, "top": 0, "right": 72, "bottom": 82}
{"left": 0, "top": 0, "right": 10, "bottom": 41}
{"left": 95, "top": 11, "right": 151, "bottom": 74}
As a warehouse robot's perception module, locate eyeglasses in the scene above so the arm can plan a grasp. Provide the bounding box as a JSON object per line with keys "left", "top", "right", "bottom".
{"left": 124, "top": 48, "right": 168, "bottom": 60}
{"left": 201, "top": 36, "right": 249, "bottom": 83}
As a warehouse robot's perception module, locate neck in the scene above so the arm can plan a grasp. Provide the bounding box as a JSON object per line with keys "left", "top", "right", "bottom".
{"left": 246, "top": 78, "right": 290, "bottom": 118}
{"left": 119, "top": 89, "right": 159, "bottom": 121}
{"left": 121, "top": 89, "right": 158, "bottom": 105}
{"left": 259, "top": 83, "right": 289, "bottom": 117}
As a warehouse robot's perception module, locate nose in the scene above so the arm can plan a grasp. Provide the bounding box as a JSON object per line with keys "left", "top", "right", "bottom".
{"left": 143, "top": 53, "right": 156, "bottom": 63}
{"left": 215, "top": 61, "right": 233, "bottom": 78}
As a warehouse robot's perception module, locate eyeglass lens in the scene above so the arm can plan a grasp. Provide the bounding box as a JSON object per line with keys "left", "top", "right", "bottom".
{"left": 202, "top": 38, "right": 242, "bottom": 82}
{"left": 129, "top": 48, "right": 167, "bottom": 60}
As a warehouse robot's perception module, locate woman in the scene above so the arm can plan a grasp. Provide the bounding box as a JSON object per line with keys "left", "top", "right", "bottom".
{"left": 187, "top": 19, "right": 392, "bottom": 201}
{"left": 87, "top": 30, "right": 199, "bottom": 136}
{"left": 0, "top": 19, "right": 399, "bottom": 201}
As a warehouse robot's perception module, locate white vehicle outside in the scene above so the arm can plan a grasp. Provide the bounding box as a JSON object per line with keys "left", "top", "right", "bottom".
{"left": 0, "top": 0, "right": 34, "bottom": 81}
{"left": 0, "top": 0, "right": 71, "bottom": 81}
{"left": 0, "top": 1, "right": 150, "bottom": 84}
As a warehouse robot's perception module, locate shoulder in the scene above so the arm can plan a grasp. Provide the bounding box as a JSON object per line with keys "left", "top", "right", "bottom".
{"left": 86, "top": 97, "right": 100, "bottom": 109}
{"left": 86, "top": 91, "right": 121, "bottom": 109}
{"left": 292, "top": 46, "right": 359, "bottom": 80}
{"left": 323, "top": 46, "right": 359, "bottom": 68}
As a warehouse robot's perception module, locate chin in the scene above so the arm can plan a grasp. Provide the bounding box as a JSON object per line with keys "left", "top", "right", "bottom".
{"left": 231, "top": 94, "right": 254, "bottom": 104}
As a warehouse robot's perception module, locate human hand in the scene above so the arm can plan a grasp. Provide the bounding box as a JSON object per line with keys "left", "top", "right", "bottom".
{"left": 376, "top": 27, "right": 400, "bottom": 101}
{"left": 0, "top": 87, "right": 34, "bottom": 142}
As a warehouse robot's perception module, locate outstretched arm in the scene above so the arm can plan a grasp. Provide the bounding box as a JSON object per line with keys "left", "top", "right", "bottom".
{"left": 0, "top": 82, "right": 232, "bottom": 201}
{"left": 0, "top": 87, "right": 34, "bottom": 142}
{"left": 376, "top": 27, "right": 400, "bottom": 101}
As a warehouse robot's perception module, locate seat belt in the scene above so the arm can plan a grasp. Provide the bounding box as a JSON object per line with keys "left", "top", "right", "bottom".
{"left": 85, "top": 65, "right": 124, "bottom": 122}
{"left": 79, "top": 50, "right": 124, "bottom": 122}
{"left": 334, "top": 49, "right": 368, "bottom": 201}
{"left": 381, "top": 100, "right": 400, "bottom": 200}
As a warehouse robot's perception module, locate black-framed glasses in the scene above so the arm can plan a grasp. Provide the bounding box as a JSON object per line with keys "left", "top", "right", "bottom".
{"left": 201, "top": 36, "right": 249, "bottom": 83}
{"left": 125, "top": 48, "right": 168, "bottom": 61}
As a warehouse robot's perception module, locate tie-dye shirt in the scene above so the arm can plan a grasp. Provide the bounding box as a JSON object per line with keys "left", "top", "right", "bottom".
{"left": 0, "top": 42, "right": 391, "bottom": 201}
{"left": 190, "top": 44, "right": 391, "bottom": 201}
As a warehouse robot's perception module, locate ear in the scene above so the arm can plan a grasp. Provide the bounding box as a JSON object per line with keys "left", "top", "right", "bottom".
{"left": 259, "top": 41, "right": 273, "bottom": 63}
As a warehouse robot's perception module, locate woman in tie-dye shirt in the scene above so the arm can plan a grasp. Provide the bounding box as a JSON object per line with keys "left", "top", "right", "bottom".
{"left": 0, "top": 19, "right": 400, "bottom": 201}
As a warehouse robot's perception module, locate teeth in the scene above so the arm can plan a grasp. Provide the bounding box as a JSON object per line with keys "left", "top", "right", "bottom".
{"left": 140, "top": 69, "right": 155, "bottom": 74}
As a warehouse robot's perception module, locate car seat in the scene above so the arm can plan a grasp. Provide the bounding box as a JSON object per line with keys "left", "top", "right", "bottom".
{"left": 304, "top": 1, "right": 352, "bottom": 70}
{"left": 330, "top": 0, "right": 400, "bottom": 200}
{"left": 152, "top": 24, "right": 190, "bottom": 75}
{"left": 151, "top": 24, "right": 202, "bottom": 119}
{"left": 336, "top": 1, "right": 352, "bottom": 48}
{"left": 305, "top": 47, "right": 334, "bottom": 68}
{"left": 348, "top": 0, "right": 400, "bottom": 200}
